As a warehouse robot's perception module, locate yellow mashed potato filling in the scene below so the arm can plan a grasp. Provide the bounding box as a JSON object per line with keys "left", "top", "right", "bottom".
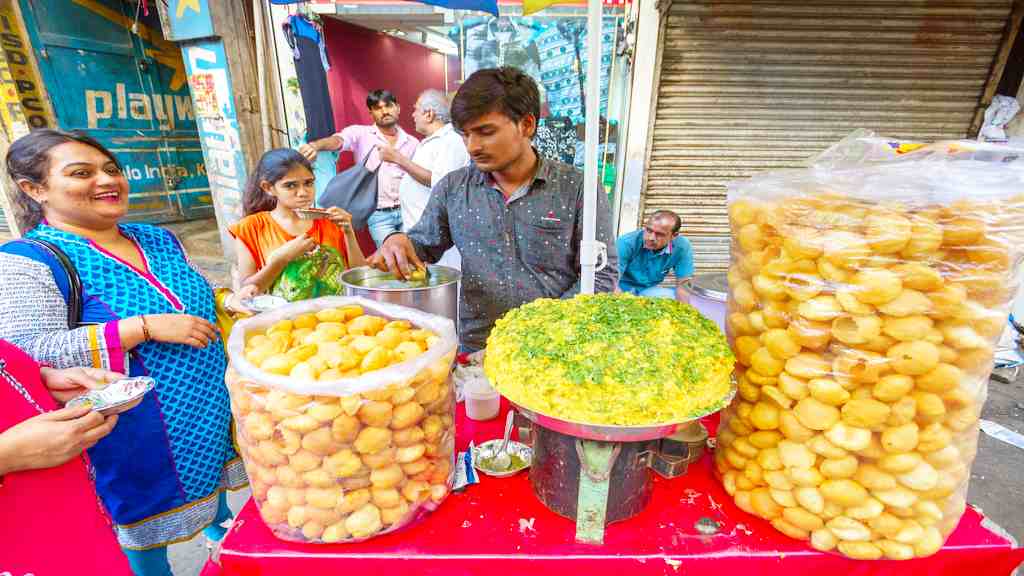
{"left": 484, "top": 293, "right": 734, "bottom": 426}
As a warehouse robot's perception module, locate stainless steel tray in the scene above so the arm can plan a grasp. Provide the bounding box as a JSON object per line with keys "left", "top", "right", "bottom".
{"left": 509, "top": 383, "right": 736, "bottom": 443}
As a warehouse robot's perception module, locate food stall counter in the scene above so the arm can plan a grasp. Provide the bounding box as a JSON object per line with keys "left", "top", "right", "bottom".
{"left": 217, "top": 400, "right": 1024, "bottom": 576}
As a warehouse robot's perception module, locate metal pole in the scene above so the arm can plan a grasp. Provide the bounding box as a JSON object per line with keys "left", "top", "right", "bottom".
{"left": 460, "top": 14, "right": 466, "bottom": 82}
{"left": 581, "top": 0, "right": 604, "bottom": 294}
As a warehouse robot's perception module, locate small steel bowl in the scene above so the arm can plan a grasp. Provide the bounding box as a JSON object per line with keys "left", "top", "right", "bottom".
{"left": 241, "top": 295, "right": 289, "bottom": 313}
{"left": 472, "top": 439, "right": 532, "bottom": 478}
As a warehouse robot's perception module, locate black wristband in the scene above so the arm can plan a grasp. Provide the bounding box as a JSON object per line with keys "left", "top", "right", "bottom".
{"left": 382, "top": 231, "right": 407, "bottom": 245}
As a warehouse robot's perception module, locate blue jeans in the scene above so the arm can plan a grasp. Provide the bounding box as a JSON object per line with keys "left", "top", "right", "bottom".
{"left": 312, "top": 150, "right": 340, "bottom": 203}
{"left": 367, "top": 208, "right": 403, "bottom": 248}
{"left": 637, "top": 285, "right": 676, "bottom": 299}
{"left": 122, "top": 491, "right": 233, "bottom": 576}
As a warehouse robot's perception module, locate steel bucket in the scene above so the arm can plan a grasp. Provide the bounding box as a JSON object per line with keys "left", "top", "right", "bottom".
{"left": 340, "top": 265, "right": 460, "bottom": 326}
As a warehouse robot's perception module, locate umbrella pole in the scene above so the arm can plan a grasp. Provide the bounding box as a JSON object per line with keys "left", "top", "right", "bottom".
{"left": 580, "top": 0, "right": 605, "bottom": 294}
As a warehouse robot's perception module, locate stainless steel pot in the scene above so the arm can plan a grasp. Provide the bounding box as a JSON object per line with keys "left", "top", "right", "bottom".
{"left": 340, "top": 265, "right": 460, "bottom": 325}
{"left": 684, "top": 272, "right": 727, "bottom": 333}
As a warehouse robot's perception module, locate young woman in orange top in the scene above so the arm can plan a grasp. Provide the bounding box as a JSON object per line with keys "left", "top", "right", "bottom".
{"left": 231, "top": 149, "right": 365, "bottom": 298}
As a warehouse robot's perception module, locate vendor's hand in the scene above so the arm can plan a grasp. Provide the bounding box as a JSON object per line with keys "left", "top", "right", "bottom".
{"left": 368, "top": 233, "right": 424, "bottom": 280}
{"left": 676, "top": 278, "right": 691, "bottom": 304}
{"left": 142, "top": 314, "right": 219, "bottom": 348}
{"left": 0, "top": 404, "right": 118, "bottom": 475}
{"left": 297, "top": 143, "right": 319, "bottom": 162}
{"left": 270, "top": 233, "right": 317, "bottom": 265}
{"left": 675, "top": 287, "right": 690, "bottom": 304}
{"left": 325, "top": 206, "right": 353, "bottom": 230}
{"left": 40, "top": 367, "right": 124, "bottom": 404}
{"left": 224, "top": 284, "right": 260, "bottom": 315}
{"left": 378, "top": 144, "right": 403, "bottom": 165}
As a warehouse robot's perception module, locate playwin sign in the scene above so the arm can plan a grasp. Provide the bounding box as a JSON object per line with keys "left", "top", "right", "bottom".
{"left": 85, "top": 82, "right": 194, "bottom": 130}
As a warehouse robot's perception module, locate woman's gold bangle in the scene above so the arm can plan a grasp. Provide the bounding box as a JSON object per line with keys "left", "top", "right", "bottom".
{"left": 140, "top": 315, "right": 152, "bottom": 341}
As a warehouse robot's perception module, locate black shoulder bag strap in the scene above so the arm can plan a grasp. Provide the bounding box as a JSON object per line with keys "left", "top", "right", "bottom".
{"left": 18, "top": 238, "right": 82, "bottom": 328}
{"left": 363, "top": 144, "right": 380, "bottom": 173}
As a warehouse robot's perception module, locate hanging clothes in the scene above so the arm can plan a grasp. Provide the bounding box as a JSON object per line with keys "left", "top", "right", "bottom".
{"left": 284, "top": 15, "right": 336, "bottom": 141}
{"left": 536, "top": 21, "right": 585, "bottom": 121}
{"left": 535, "top": 18, "right": 617, "bottom": 122}
{"left": 535, "top": 116, "right": 577, "bottom": 164}
{"left": 461, "top": 17, "right": 546, "bottom": 103}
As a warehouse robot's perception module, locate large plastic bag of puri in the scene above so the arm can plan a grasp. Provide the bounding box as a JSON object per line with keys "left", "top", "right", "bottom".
{"left": 715, "top": 132, "right": 1024, "bottom": 560}
{"left": 225, "top": 296, "right": 457, "bottom": 543}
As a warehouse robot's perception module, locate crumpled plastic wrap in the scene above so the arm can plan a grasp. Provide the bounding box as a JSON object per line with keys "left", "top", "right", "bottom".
{"left": 225, "top": 296, "right": 457, "bottom": 543}
{"left": 270, "top": 245, "right": 347, "bottom": 302}
{"left": 715, "top": 132, "right": 1024, "bottom": 560}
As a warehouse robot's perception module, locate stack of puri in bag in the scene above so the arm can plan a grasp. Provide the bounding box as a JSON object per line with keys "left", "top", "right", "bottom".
{"left": 715, "top": 135, "right": 1024, "bottom": 560}
{"left": 225, "top": 297, "right": 457, "bottom": 544}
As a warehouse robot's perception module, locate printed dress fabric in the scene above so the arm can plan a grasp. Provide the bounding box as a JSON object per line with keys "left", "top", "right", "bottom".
{"left": 0, "top": 223, "right": 246, "bottom": 550}
{"left": 535, "top": 18, "right": 616, "bottom": 122}
{"left": 535, "top": 117, "right": 577, "bottom": 165}
{"left": 462, "top": 18, "right": 546, "bottom": 102}
{"left": 536, "top": 21, "right": 584, "bottom": 121}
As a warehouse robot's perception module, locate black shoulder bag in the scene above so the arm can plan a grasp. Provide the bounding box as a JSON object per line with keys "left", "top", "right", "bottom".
{"left": 16, "top": 238, "right": 82, "bottom": 328}
{"left": 318, "top": 146, "right": 380, "bottom": 229}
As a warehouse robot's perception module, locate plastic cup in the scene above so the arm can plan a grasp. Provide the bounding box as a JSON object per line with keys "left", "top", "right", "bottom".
{"left": 464, "top": 375, "right": 500, "bottom": 421}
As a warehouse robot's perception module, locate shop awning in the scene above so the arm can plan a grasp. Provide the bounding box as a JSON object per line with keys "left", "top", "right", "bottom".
{"left": 267, "top": 0, "right": 625, "bottom": 17}
{"left": 269, "top": 0, "right": 500, "bottom": 16}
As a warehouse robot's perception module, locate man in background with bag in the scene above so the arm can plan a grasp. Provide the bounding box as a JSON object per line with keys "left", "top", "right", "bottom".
{"left": 299, "top": 89, "right": 418, "bottom": 247}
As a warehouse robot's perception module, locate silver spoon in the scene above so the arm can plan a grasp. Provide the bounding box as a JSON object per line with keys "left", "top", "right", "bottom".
{"left": 491, "top": 410, "right": 515, "bottom": 470}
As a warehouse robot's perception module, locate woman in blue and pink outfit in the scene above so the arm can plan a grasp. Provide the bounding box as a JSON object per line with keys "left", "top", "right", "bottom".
{"left": 0, "top": 130, "right": 247, "bottom": 575}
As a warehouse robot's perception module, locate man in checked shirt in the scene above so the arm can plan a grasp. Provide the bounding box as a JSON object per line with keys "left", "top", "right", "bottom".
{"left": 369, "top": 67, "right": 619, "bottom": 352}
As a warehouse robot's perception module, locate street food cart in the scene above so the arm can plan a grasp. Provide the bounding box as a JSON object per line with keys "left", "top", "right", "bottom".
{"left": 215, "top": 401, "right": 1024, "bottom": 575}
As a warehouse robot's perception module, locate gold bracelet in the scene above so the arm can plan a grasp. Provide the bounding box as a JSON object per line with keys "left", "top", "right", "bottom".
{"left": 140, "top": 315, "right": 152, "bottom": 341}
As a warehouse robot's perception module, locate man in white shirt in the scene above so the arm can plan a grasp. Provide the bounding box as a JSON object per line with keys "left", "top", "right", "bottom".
{"left": 381, "top": 89, "right": 469, "bottom": 268}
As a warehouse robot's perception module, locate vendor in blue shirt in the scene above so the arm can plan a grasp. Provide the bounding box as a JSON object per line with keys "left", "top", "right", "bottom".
{"left": 616, "top": 210, "right": 694, "bottom": 302}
